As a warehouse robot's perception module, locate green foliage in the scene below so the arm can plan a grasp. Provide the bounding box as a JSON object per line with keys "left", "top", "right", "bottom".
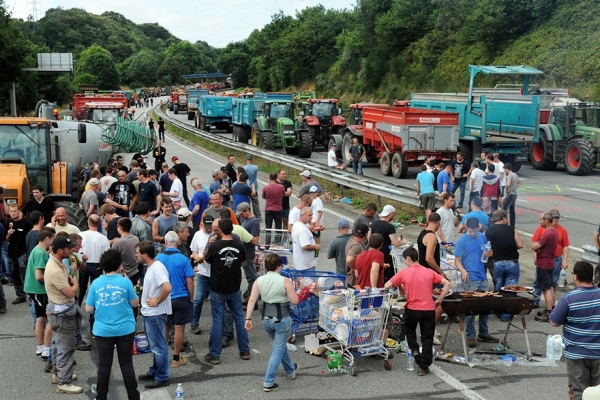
{"left": 121, "top": 50, "right": 159, "bottom": 87}
{"left": 76, "top": 44, "right": 119, "bottom": 89}
{"left": 72, "top": 72, "right": 99, "bottom": 90}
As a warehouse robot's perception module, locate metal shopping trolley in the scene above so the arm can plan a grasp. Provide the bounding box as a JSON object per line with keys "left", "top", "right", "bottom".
{"left": 255, "top": 229, "right": 293, "bottom": 276}
{"left": 319, "top": 288, "right": 393, "bottom": 376}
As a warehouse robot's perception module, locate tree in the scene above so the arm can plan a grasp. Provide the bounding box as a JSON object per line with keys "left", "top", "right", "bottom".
{"left": 121, "top": 50, "right": 159, "bottom": 86}
{"left": 217, "top": 42, "right": 251, "bottom": 87}
{"left": 76, "top": 44, "right": 119, "bottom": 89}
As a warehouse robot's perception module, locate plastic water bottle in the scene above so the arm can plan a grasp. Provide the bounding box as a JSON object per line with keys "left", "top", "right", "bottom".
{"left": 558, "top": 270, "right": 567, "bottom": 288}
{"left": 553, "top": 335, "right": 563, "bottom": 360}
{"left": 546, "top": 335, "right": 555, "bottom": 360}
{"left": 480, "top": 241, "right": 492, "bottom": 263}
{"left": 175, "top": 383, "right": 184, "bottom": 398}
{"left": 406, "top": 350, "right": 415, "bottom": 371}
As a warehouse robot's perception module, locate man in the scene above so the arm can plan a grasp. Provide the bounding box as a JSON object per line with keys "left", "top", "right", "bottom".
{"left": 468, "top": 162, "right": 485, "bottom": 212}
{"left": 202, "top": 192, "right": 238, "bottom": 224}
{"left": 112, "top": 218, "right": 140, "bottom": 286}
{"left": 501, "top": 163, "right": 521, "bottom": 226}
{"left": 370, "top": 205, "right": 407, "bottom": 282}
{"left": 26, "top": 211, "right": 45, "bottom": 254}
{"left": 45, "top": 235, "right": 82, "bottom": 394}
{"left": 153, "top": 139, "right": 166, "bottom": 172}
{"left": 385, "top": 247, "right": 451, "bottom": 377}
{"left": 417, "top": 213, "right": 445, "bottom": 278}
{"left": 353, "top": 202, "right": 379, "bottom": 230}
{"left": 550, "top": 261, "right": 600, "bottom": 400}
{"left": 22, "top": 185, "right": 55, "bottom": 225}
{"left": 46, "top": 207, "right": 80, "bottom": 235}
{"left": 115, "top": 155, "right": 129, "bottom": 174}
{"left": 244, "top": 154, "right": 262, "bottom": 222}
{"left": 327, "top": 142, "right": 338, "bottom": 168}
{"left": 349, "top": 137, "right": 366, "bottom": 174}
{"left": 431, "top": 162, "right": 442, "bottom": 191}
{"left": 237, "top": 203, "right": 259, "bottom": 305}
{"left": 531, "top": 210, "right": 568, "bottom": 322}
{"left": 485, "top": 209, "right": 524, "bottom": 321}
{"left": 231, "top": 172, "right": 256, "bottom": 212}
{"left": 416, "top": 164, "right": 436, "bottom": 218}
{"left": 148, "top": 169, "right": 160, "bottom": 193}
{"left": 80, "top": 178, "right": 100, "bottom": 218}
{"left": 457, "top": 196, "right": 488, "bottom": 233}
{"left": 327, "top": 218, "right": 353, "bottom": 276}
{"left": 127, "top": 160, "right": 140, "bottom": 183}
{"left": 152, "top": 197, "right": 178, "bottom": 251}
{"left": 219, "top": 166, "right": 233, "bottom": 207}
{"left": 137, "top": 169, "right": 160, "bottom": 216}
{"left": 287, "top": 194, "right": 312, "bottom": 233}
{"left": 493, "top": 153, "right": 506, "bottom": 196}
{"left": 99, "top": 204, "right": 120, "bottom": 245}
{"left": 437, "top": 164, "right": 452, "bottom": 195}
{"left": 450, "top": 152, "right": 470, "bottom": 208}
{"left": 23, "top": 227, "right": 55, "bottom": 360}
{"left": 345, "top": 224, "right": 369, "bottom": 287}
{"left": 100, "top": 166, "right": 118, "bottom": 194}
{"left": 291, "top": 207, "right": 320, "bottom": 271}
{"left": 225, "top": 155, "right": 237, "bottom": 185}
{"left": 436, "top": 192, "right": 459, "bottom": 244}
{"left": 158, "top": 162, "right": 172, "bottom": 195}
{"left": 108, "top": 170, "right": 138, "bottom": 218}
{"left": 136, "top": 241, "right": 172, "bottom": 389}
{"left": 163, "top": 168, "right": 184, "bottom": 213}
{"left": 355, "top": 233, "right": 385, "bottom": 289}
{"left": 189, "top": 178, "right": 210, "bottom": 231}
{"left": 310, "top": 186, "right": 325, "bottom": 245}
{"left": 481, "top": 164, "right": 501, "bottom": 211}
{"left": 157, "top": 117, "right": 165, "bottom": 142}
{"left": 210, "top": 169, "right": 227, "bottom": 198}
{"left": 274, "top": 169, "right": 293, "bottom": 228}
{"left": 203, "top": 218, "right": 251, "bottom": 364}
{"left": 190, "top": 215, "right": 214, "bottom": 335}
{"left": 172, "top": 156, "right": 191, "bottom": 206}
{"left": 156, "top": 232, "right": 195, "bottom": 368}
{"left": 297, "top": 170, "right": 323, "bottom": 197}
{"left": 6, "top": 204, "right": 33, "bottom": 304}
{"left": 455, "top": 217, "right": 498, "bottom": 347}
{"left": 481, "top": 195, "right": 494, "bottom": 228}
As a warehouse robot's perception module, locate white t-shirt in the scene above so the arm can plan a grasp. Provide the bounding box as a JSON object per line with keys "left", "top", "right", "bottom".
{"left": 291, "top": 222, "right": 317, "bottom": 270}
{"left": 100, "top": 176, "right": 118, "bottom": 194}
{"left": 80, "top": 230, "right": 110, "bottom": 263}
{"left": 169, "top": 178, "right": 183, "bottom": 202}
{"left": 436, "top": 206, "right": 456, "bottom": 244}
{"left": 311, "top": 197, "right": 324, "bottom": 223}
{"left": 470, "top": 168, "right": 485, "bottom": 193}
{"left": 493, "top": 161, "right": 506, "bottom": 186}
{"left": 190, "top": 229, "right": 211, "bottom": 277}
{"left": 288, "top": 207, "right": 301, "bottom": 228}
{"left": 327, "top": 149, "right": 337, "bottom": 167}
{"left": 141, "top": 260, "right": 172, "bottom": 317}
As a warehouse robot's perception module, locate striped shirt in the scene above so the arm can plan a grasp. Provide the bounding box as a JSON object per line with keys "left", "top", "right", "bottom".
{"left": 550, "top": 286, "right": 600, "bottom": 360}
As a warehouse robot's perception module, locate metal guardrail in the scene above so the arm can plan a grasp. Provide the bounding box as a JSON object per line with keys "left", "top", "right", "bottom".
{"left": 156, "top": 107, "right": 420, "bottom": 208}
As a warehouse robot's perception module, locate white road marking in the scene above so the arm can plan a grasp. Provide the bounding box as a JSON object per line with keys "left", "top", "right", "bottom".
{"left": 517, "top": 198, "right": 529, "bottom": 202}
{"left": 430, "top": 365, "right": 487, "bottom": 400}
{"left": 570, "top": 188, "right": 599, "bottom": 195}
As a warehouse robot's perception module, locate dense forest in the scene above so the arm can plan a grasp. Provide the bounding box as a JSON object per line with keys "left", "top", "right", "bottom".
{"left": 2, "top": 0, "right": 600, "bottom": 115}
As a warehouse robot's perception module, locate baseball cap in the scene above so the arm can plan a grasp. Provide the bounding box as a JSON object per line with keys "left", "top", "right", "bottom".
{"left": 236, "top": 202, "right": 251, "bottom": 216}
{"left": 88, "top": 178, "right": 100, "bottom": 186}
{"left": 299, "top": 170, "right": 311, "bottom": 177}
{"left": 245, "top": 154, "right": 253, "bottom": 160}
{"left": 309, "top": 185, "right": 318, "bottom": 193}
{"left": 202, "top": 215, "right": 215, "bottom": 226}
{"left": 331, "top": 142, "right": 337, "bottom": 147}
{"left": 379, "top": 205, "right": 396, "bottom": 217}
{"left": 549, "top": 209, "right": 561, "bottom": 218}
{"left": 354, "top": 223, "right": 369, "bottom": 236}
{"left": 177, "top": 207, "right": 191, "bottom": 218}
{"left": 52, "top": 236, "right": 77, "bottom": 250}
{"left": 171, "top": 156, "right": 179, "bottom": 162}
{"left": 337, "top": 218, "right": 350, "bottom": 229}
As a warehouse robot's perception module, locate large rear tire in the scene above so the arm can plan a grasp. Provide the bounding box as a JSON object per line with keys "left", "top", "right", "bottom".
{"left": 391, "top": 153, "right": 408, "bottom": 179}
{"left": 174, "top": 104, "right": 179, "bottom": 114}
{"left": 260, "top": 131, "right": 276, "bottom": 151}
{"left": 299, "top": 130, "right": 314, "bottom": 158}
{"left": 251, "top": 122, "right": 261, "bottom": 146}
{"left": 342, "top": 134, "right": 354, "bottom": 164}
{"left": 564, "top": 138, "right": 595, "bottom": 176}
{"left": 54, "top": 201, "right": 88, "bottom": 231}
{"left": 458, "top": 141, "right": 473, "bottom": 163}
{"left": 238, "top": 127, "right": 249, "bottom": 143}
{"left": 308, "top": 127, "right": 319, "bottom": 151}
{"left": 380, "top": 152, "right": 392, "bottom": 176}
{"left": 187, "top": 112, "right": 194, "bottom": 120}
{"left": 531, "top": 134, "right": 557, "bottom": 170}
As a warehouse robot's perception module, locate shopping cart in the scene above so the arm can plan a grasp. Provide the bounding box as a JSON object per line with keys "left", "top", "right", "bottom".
{"left": 280, "top": 268, "right": 345, "bottom": 342}
{"left": 255, "top": 229, "right": 293, "bottom": 276}
{"left": 390, "top": 246, "right": 409, "bottom": 274}
{"left": 258, "top": 228, "right": 290, "bottom": 249}
{"left": 319, "top": 288, "right": 393, "bottom": 376}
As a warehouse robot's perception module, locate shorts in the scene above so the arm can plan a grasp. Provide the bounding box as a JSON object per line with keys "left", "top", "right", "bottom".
{"left": 420, "top": 193, "right": 437, "bottom": 211}
{"left": 536, "top": 268, "right": 553, "bottom": 291}
{"left": 167, "top": 297, "right": 193, "bottom": 326}
{"left": 282, "top": 209, "right": 290, "bottom": 219}
{"left": 30, "top": 293, "right": 49, "bottom": 319}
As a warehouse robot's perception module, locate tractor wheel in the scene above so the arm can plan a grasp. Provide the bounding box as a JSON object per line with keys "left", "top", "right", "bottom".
{"left": 194, "top": 114, "right": 198, "bottom": 128}
{"left": 169, "top": 102, "right": 173, "bottom": 111}
{"left": 330, "top": 133, "right": 343, "bottom": 149}
{"left": 299, "top": 129, "right": 314, "bottom": 159}
{"left": 564, "top": 138, "right": 595, "bottom": 176}
{"left": 204, "top": 121, "right": 211, "bottom": 132}
{"left": 260, "top": 131, "right": 276, "bottom": 151}
{"left": 308, "top": 127, "right": 319, "bottom": 151}
{"left": 251, "top": 122, "right": 261, "bottom": 146}
{"left": 531, "top": 134, "right": 557, "bottom": 170}
{"left": 238, "top": 127, "right": 249, "bottom": 143}
{"left": 55, "top": 201, "right": 88, "bottom": 231}
{"left": 187, "top": 112, "right": 194, "bottom": 120}
{"left": 391, "top": 153, "right": 408, "bottom": 179}
{"left": 174, "top": 104, "right": 179, "bottom": 114}
{"left": 342, "top": 134, "right": 354, "bottom": 164}
{"left": 380, "top": 152, "right": 392, "bottom": 176}
{"left": 226, "top": 124, "right": 233, "bottom": 133}
{"left": 457, "top": 141, "right": 473, "bottom": 164}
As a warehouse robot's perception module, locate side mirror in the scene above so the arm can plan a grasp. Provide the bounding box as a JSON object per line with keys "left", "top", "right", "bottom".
{"left": 77, "top": 123, "right": 87, "bottom": 143}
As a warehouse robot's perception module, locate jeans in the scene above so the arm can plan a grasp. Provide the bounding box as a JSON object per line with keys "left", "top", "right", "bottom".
{"left": 533, "top": 256, "right": 562, "bottom": 305}
{"left": 262, "top": 317, "right": 295, "bottom": 387}
{"left": 493, "top": 260, "right": 520, "bottom": 320}
{"left": 464, "top": 280, "right": 489, "bottom": 339}
{"left": 79, "top": 263, "right": 103, "bottom": 330}
{"left": 158, "top": 130, "right": 165, "bottom": 141}
{"left": 48, "top": 313, "right": 77, "bottom": 384}
{"left": 143, "top": 313, "right": 170, "bottom": 382}
{"left": 502, "top": 194, "right": 517, "bottom": 226}
{"left": 567, "top": 358, "right": 600, "bottom": 400}
{"left": 352, "top": 160, "right": 363, "bottom": 175}
{"left": 452, "top": 180, "right": 466, "bottom": 206}
{"left": 95, "top": 332, "right": 140, "bottom": 400}
{"left": 0, "top": 283, "right": 5, "bottom": 308}
{"left": 242, "top": 258, "right": 257, "bottom": 298}
{"left": 208, "top": 290, "right": 250, "bottom": 358}
{"left": 467, "top": 191, "right": 480, "bottom": 212}
{"left": 251, "top": 196, "right": 262, "bottom": 221}
{"left": 192, "top": 275, "right": 210, "bottom": 326}
{"left": 404, "top": 308, "right": 436, "bottom": 370}
{"left": 1, "top": 243, "right": 10, "bottom": 279}
{"left": 9, "top": 253, "right": 27, "bottom": 299}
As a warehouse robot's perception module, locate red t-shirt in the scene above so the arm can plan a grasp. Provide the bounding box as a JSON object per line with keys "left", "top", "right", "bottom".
{"left": 261, "top": 183, "right": 285, "bottom": 211}
{"left": 532, "top": 224, "right": 569, "bottom": 258}
{"left": 390, "top": 264, "right": 442, "bottom": 311}
{"left": 535, "top": 228, "right": 559, "bottom": 270}
{"left": 355, "top": 249, "right": 385, "bottom": 289}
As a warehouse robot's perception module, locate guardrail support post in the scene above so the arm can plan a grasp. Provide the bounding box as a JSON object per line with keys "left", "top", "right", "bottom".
{"left": 376, "top": 195, "right": 382, "bottom": 209}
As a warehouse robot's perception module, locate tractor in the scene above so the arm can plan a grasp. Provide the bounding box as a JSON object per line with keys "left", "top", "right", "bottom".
{"left": 297, "top": 97, "right": 345, "bottom": 150}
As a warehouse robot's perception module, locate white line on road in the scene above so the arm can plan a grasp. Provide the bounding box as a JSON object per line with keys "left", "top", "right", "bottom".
{"left": 517, "top": 199, "right": 529, "bottom": 202}
{"left": 430, "top": 365, "right": 487, "bottom": 400}
{"left": 570, "top": 188, "right": 599, "bottom": 195}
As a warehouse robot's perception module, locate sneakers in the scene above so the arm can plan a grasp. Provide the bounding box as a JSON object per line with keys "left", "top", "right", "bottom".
{"left": 288, "top": 363, "right": 299, "bottom": 379}
{"left": 41, "top": 350, "right": 50, "bottom": 360}
{"left": 171, "top": 355, "right": 188, "bottom": 367}
{"left": 477, "top": 334, "right": 499, "bottom": 343}
{"left": 535, "top": 310, "right": 551, "bottom": 322}
{"left": 435, "top": 330, "right": 441, "bottom": 338}
{"left": 467, "top": 338, "right": 477, "bottom": 348}
{"left": 204, "top": 354, "right": 221, "bottom": 365}
{"left": 44, "top": 362, "right": 53, "bottom": 373}
{"left": 240, "top": 351, "right": 251, "bottom": 360}
{"left": 433, "top": 337, "right": 442, "bottom": 346}
{"left": 75, "top": 342, "right": 92, "bottom": 351}
{"left": 52, "top": 373, "right": 77, "bottom": 384}
{"left": 144, "top": 380, "right": 170, "bottom": 389}
{"left": 0, "top": 306, "right": 6, "bottom": 313}
{"left": 191, "top": 325, "right": 202, "bottom": 335}
{"left": 221, "top": 339, "right": 230, "bottom": 348}
{"left": 418, "top": 367, "right": 430, "bottom": 376}
{"left": 12, "top": 296, "right": 26, "bottom": 305}
{"left": 263, "top": 383, "right": 280, "bottom": 392}
{"left": 56, "top": 383, "right": 83, "bottom": 394}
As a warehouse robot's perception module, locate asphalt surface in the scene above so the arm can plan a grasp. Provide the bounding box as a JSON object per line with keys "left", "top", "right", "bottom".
{"left": 0, "top": 98, "right": 579, "bottom": 400}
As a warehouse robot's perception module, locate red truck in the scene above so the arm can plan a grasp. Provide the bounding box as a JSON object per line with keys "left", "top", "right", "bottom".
{"left": 71, "top": 92, "right": 129, "bottom": 121}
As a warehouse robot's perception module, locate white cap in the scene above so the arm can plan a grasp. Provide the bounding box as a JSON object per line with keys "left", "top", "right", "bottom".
{"left": 379, "top": 205, "right": 396, "bottom": 217}
{"left": 299, "top": 170, "right": 311, "bottom": 177}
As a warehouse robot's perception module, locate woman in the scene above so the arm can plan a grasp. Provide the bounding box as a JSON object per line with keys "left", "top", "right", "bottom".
{"left": 245, "top": 254, "right": 299, "bottom": 392}
{"left": 85, "top": 249, "right": 140, "bottom": 400}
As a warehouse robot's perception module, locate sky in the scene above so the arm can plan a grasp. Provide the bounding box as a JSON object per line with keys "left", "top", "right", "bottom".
{"left": 10, "top": 0, "right": 356, "bottom": 48}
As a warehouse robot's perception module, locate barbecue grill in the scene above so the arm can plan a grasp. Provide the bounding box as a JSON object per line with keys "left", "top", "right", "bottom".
{"left": 440, "top": 291, "right": 536, "bottom": 366}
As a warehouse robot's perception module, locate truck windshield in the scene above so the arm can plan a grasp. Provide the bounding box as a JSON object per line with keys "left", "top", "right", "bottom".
{"left": 179, "top": 95, "right": 187, "bottom": 102}
{"left": 573, "top": 107, "right": 600, "bottom": 127}
{"left": 87, "top": 109, "right": 122, "bottom": 122}
{"left": 0, "top": 124, "right": 49, "bottom": 188}
{"left": 312, "top": 103, "right": 333, "bottom": 117}
{"left": 270, "top": 104, "right": 294, "bottom": 119}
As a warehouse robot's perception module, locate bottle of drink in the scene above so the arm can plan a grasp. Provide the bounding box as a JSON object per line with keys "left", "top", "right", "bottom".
{"left": 175, "top": 383, "right": 184, "bottom": 398}
{"left": 558, "top": 270, "right": 567, "bottom": 288}
{"left": 553, "top": 335, "right": 563, "bottom": 360}
{"left": 480, "top": 241, "right": 492, "bottom": 263}
{"left": 546, "top": 335, "right": 554, "bottom": 360}
{"left": 406, "top": 350, "right": 415, "bottom": 371}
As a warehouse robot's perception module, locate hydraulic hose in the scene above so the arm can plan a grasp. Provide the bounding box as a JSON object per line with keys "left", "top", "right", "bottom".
{"left": 101, "top": 117, "right": 156, "bottom": 154}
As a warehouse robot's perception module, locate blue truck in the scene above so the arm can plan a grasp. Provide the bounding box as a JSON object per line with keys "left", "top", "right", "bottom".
{"left": 231, "top": 93, "right": 313, "bottom": 158}
{"left": 188, "top": 88, "right": 208, "bottom": 123}
{"left": 197, "top": 94, "right": 234, "bottom": 132}
{"left": 410, "top": 65, "right": 543, "bottom": 171}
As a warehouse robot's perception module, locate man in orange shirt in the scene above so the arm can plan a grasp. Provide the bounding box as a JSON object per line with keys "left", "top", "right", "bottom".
{"left": 532, "top": 209, "right": 569, "bottom": 308}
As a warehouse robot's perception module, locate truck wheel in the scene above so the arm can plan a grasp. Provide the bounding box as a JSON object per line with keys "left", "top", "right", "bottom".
{"left": 260, "top": 131, "right": 276, "bottom": 151}
{"left": 238, "top": 127, "right": 249, "bottom": 143}
{"left": 458, "top": 142, "right": 473, "bottom": 163}
{"left": 55, "top": 201, "right": 88, "bottom": 231}
{"left": 380, "top": 152, "right": 392, "bottom": 176}
{"left": 391, "top": 153, "right": 408, "bottom": 179}
{"left": 187, "top": 112, "right": 194, "bottom": 120}
{"left": 308, "top": 127, "right": 319, "bottom": 151}
{"left": 342, "top": 134, "right": 354, "bottom": 164}
{"left": 227, "top": 125, "right": 233, "bottom": 133}
{"left": 251, "top": 122, "right": 261, "bottom": 146}
{"left": 564, "top": 138, "right": 595, "bottom": 176}
{"left": 194, "top": 114, "right": 198, "bottom": 128}
{"left": 330, "top": 134, "right": 343, "bottom": 149}
{"left": 531, "top": 134, "right": 557, "bottom": 170}
{"left": 299, "top": 129, "right": 314, "bottom": 158}
{"left": 174, "top": 104, "right": 179, "bottom": 114}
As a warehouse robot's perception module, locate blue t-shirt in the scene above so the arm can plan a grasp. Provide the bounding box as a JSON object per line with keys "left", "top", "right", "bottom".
{"left": 454, "top": 232, "right": 487, "bottom": 280}
{"left": 461, "top": 210, "right": 489, "bottom": 228}
{"left": 244, "top": 164, "right": 259, "bottom": 190}
{"left": 209, "top": 180, "right": 221, "bottom": 195}
{"left": 231, "top": 182, "right": 252, "bottom": 211}
{"left": 416, "top": 171, "right": 434, "bottom": 195}
{"left": 156, "top": 248, "right": 195, "bottom": 299}
{"left": 437, "top": 170, "right": 451, "bottom": 192}
{"left": 85, "top": 274, "right": 137, "bottom": 337}
{"left": 189, "top": 189, "right": 210, "bottom": 223}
